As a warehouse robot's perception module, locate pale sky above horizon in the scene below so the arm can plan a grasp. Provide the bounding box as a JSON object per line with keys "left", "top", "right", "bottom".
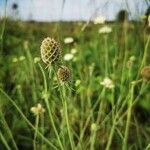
{"left": 0, "top": 0, "right": 149, "bottom": 21}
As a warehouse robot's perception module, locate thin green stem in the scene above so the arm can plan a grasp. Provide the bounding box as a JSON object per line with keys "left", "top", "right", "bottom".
{"left": 0, "top": 88, "right": 58, "bottom": 150}
{"left": 122, "top": 83, "right": 135, "bottom": 150}
{"left": 38, "top": 63, "right": 64, "bottom": 150}
{"left": 0, "top": 131, "right": 11, "bottom": 150}
{"left": 54, "top": 66, "right": 75, "bottom": 150}
{"left": 33, "top": 115, "right": 39, "bottom": 150}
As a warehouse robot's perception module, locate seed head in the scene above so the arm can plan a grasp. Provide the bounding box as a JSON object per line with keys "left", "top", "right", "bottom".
{"left": 141, "top": 66, "right": 150, "bottom": 81}
{"left": 40, "top": 37, "right": 61, "bottom": 65}
{"left": 57, "top": 66, "right": 71, "bottom": 84}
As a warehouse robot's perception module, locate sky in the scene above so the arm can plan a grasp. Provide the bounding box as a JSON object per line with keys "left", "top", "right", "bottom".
{"left": 0, "top": 0, "right": 149, "bottom": 21}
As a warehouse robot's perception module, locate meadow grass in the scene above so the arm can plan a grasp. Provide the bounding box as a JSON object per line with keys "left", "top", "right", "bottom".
{"left": 0, "top": 19, "right": 150, "bottom": 150}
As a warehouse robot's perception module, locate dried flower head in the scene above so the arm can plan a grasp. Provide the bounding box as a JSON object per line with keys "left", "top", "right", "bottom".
{"left": 40, "top": 37, "right": 61, "bottom": 65}
{"left": 57, "top": 66, "right": 71, "bottom": 84}
{"left": 30, "top": 103, "right": 45, "bottom": 115}
{"left": 141, "top": 66, "right": 150, "bottom": 81}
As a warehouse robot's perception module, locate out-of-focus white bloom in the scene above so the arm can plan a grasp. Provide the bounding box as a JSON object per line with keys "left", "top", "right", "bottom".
{"left": 129, "top": 56, "right": 136, "bottom": 61}
{"left": 91, "top": 123, "right": 97, "bottom": 131}
{"left": 98, "top": 26, "right": 112, "bottom": 34}
{"left": 75, "top": 80, "right": 81, "bottom": 87}
{"left": 34, "top": 57, "right": 41, "bottom": 63}
{"left": 148, "top": 15, "right": 150, "bottom": 26}
{"left": 12, "top": 57, "right": 18, "bottom": 63}
{"left": 71, "top": 48, "right": 77, "bottom": 54}
{"left": 64, "top": 53, "right": 74, "bottom": 61}
{"left": 64, "top": 37, "right": 74, "bottom": 44}
{"left": 19, "top": 56, "right": 25, "bottom": 61}
{"left": 93, "top": 16, "right": 105, "bottom": 24}
{"left": 30, "top": 103, "right": 45, "bottom": 116}
{"left": 127, "top": 56, "right": 136, "bottom": 68}
{"left": 100, "top": 77, "right": 114, "bottom": 89}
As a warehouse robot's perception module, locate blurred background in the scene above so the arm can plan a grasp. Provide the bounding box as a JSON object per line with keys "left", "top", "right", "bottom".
{"left": 0, "top": 0, "right": 149, "bottom": 21}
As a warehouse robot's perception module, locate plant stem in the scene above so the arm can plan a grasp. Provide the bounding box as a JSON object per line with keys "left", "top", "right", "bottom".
{"left": 39, "top": 64, "right": 64, "bottom": 150}
{"left": 33, "top": 115, "right": 39, "bottom": 150}
{"left": 0, "top": 88, "right": 58, "bottom": 150}
{"left": 122, "top": 83, "right": 135, "bottom": 150}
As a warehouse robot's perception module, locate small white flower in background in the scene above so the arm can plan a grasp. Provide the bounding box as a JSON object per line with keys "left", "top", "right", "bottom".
{"left": 71, "top": 48, "right": 77, "bottom": 54}
{"left": 30, "top": 103, "right": 45, "bottom": 116}
{"left": 34, "top": 57, "right": 41, "bottom": 64}
{"left": 100, "top": 77, "right": 114, "bottom": 89}
{"left": 64, "top": 37, "right": 74, "bottom": 44}
{"left": 148, "top": 15, "right": 150, "bottom": 27}
{"left": 19, "top": 56, "right": 25, "bottom": 61}
{"left": 12, "top": 57, "right": 18, "bottom": 63}
{"left": 64, "top": 53, "right": 74, "bottom": 61}
{"left": 91, "top": 123, "right": 97, "bottom": 132}
{"left": 98, "top": 26, "right": 112, "bottom": 34}
{"left": 75, "top": 80, "right": 81, "bottom": 87}
{"left": 127, "top": 56, "right": 136, "bottom": 68}
{"left": 93, "top": 16, "right": 105, "bottom": 24}
{"left": 129, "top": 56, "right": 136, "bottom": 61}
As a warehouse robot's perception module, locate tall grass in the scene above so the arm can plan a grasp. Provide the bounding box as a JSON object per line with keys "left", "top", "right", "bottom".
{"left": 0, "top": 16, "right": 150, "bottom": 150}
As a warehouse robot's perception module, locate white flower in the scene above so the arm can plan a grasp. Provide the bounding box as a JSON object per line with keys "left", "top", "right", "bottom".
{"left": 71, "top": 48, "right": 77, "bottom": 54}
{"left": 93, "top": 16, "right": 105, "bottom": 24}
{"left": 98, "top": 26, "right": 112, "bottom": 34}
{"left": 30, "top": 103, "right": 45, "bottom": 115}
{"left": 63, "top": 53, "right": 74, "bottom": 61}
{"left": 19, "top": 56, "right": 25, "bottom": 61}
{"left": 34, "top": 57, "right": 41, "bottom": 63}
{"left": 75, "top": 80, "right": 81, "bottom": 87}
{"left": 12, "top": 57, "right": 18, "bottom": 63}
{"left": 100, "top": 77, "right": 114, "bottom": 89}
{"left": 148, "top": 15, "right": 150, "bottom": 26}
{"left": 64, "top": 37, "right": 74, "bottom": 44}
{"left": 91, "top": 123, "right": 97, "bottom": 132}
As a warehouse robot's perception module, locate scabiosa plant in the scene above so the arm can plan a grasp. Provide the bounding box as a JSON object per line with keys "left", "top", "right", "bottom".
{"left": 40, "top": 37, "right": 62, "bottom": 66}
{"left": 57, "top": 65, "right": 71, "bottom": 85}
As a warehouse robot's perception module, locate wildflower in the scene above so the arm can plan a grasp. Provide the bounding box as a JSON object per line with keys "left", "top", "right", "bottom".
{"left": 34, "top": 57, "right": 40, "bottom": 64}
{"left": 24, "top": 41, "right": 29, "bottom": 49}
{"left": 91, "top": 123, "right": 97, "bottom": 132}
{"left": 64, "top": 37, "right": 74, "bottom": 44}
{"left": 12, "top": 57, "right": 18, "bottom": 63}
{"left": 30, "top": 103, "right": 45, "bottom": 116}
{"left": 75, "top": 80, "right": 81, "bottom": 87}
{"left": 19, "top": 56, "right": 25, "bottom": 61}
{"left": 141, "top": 66, "right": 150, "bottom": 81}
{"left": 71, "top": 48, "right": 77, "bottom": 54}
{"left": 148, "top": 15, "right": 150, "bottom": 26}
{"left": 127, "top": 56, "right": 136, "bottom": 68}
{"left": 100, "top": 77, "right": 114, "bottom": 89}
{"left": 63, "top": 53, "right": 74, "bottom": 61}
{"left": 93, "top": 16, "right": 105, "bottom": 24}
{"left": 98, "top": 26, "right": 112, "bottom": 34}
{"left": 57, "top": 66, "right": 71, "bottom": 85}
{"left": 40, "top": 37, "right": 62, "bottom": 65}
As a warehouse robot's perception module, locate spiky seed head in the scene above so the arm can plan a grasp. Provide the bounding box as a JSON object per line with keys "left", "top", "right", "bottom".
{"left": 40, "top": 37, "right": 61, "bottom": 65}
{"left": 57, "top": 66, "right": 71, "bottom": 84}
{"left": 141, "top": 66, "right": 150, "bottom": 81}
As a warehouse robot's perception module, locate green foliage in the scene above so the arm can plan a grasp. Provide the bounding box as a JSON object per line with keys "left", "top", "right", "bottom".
{"left": 0, "top": 20, "right": 150, "bottom": 149}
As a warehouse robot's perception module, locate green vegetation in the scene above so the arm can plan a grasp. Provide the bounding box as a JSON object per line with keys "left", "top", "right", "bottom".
{"left": 0, "top": 20, "right": 150, "bottom": 150}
